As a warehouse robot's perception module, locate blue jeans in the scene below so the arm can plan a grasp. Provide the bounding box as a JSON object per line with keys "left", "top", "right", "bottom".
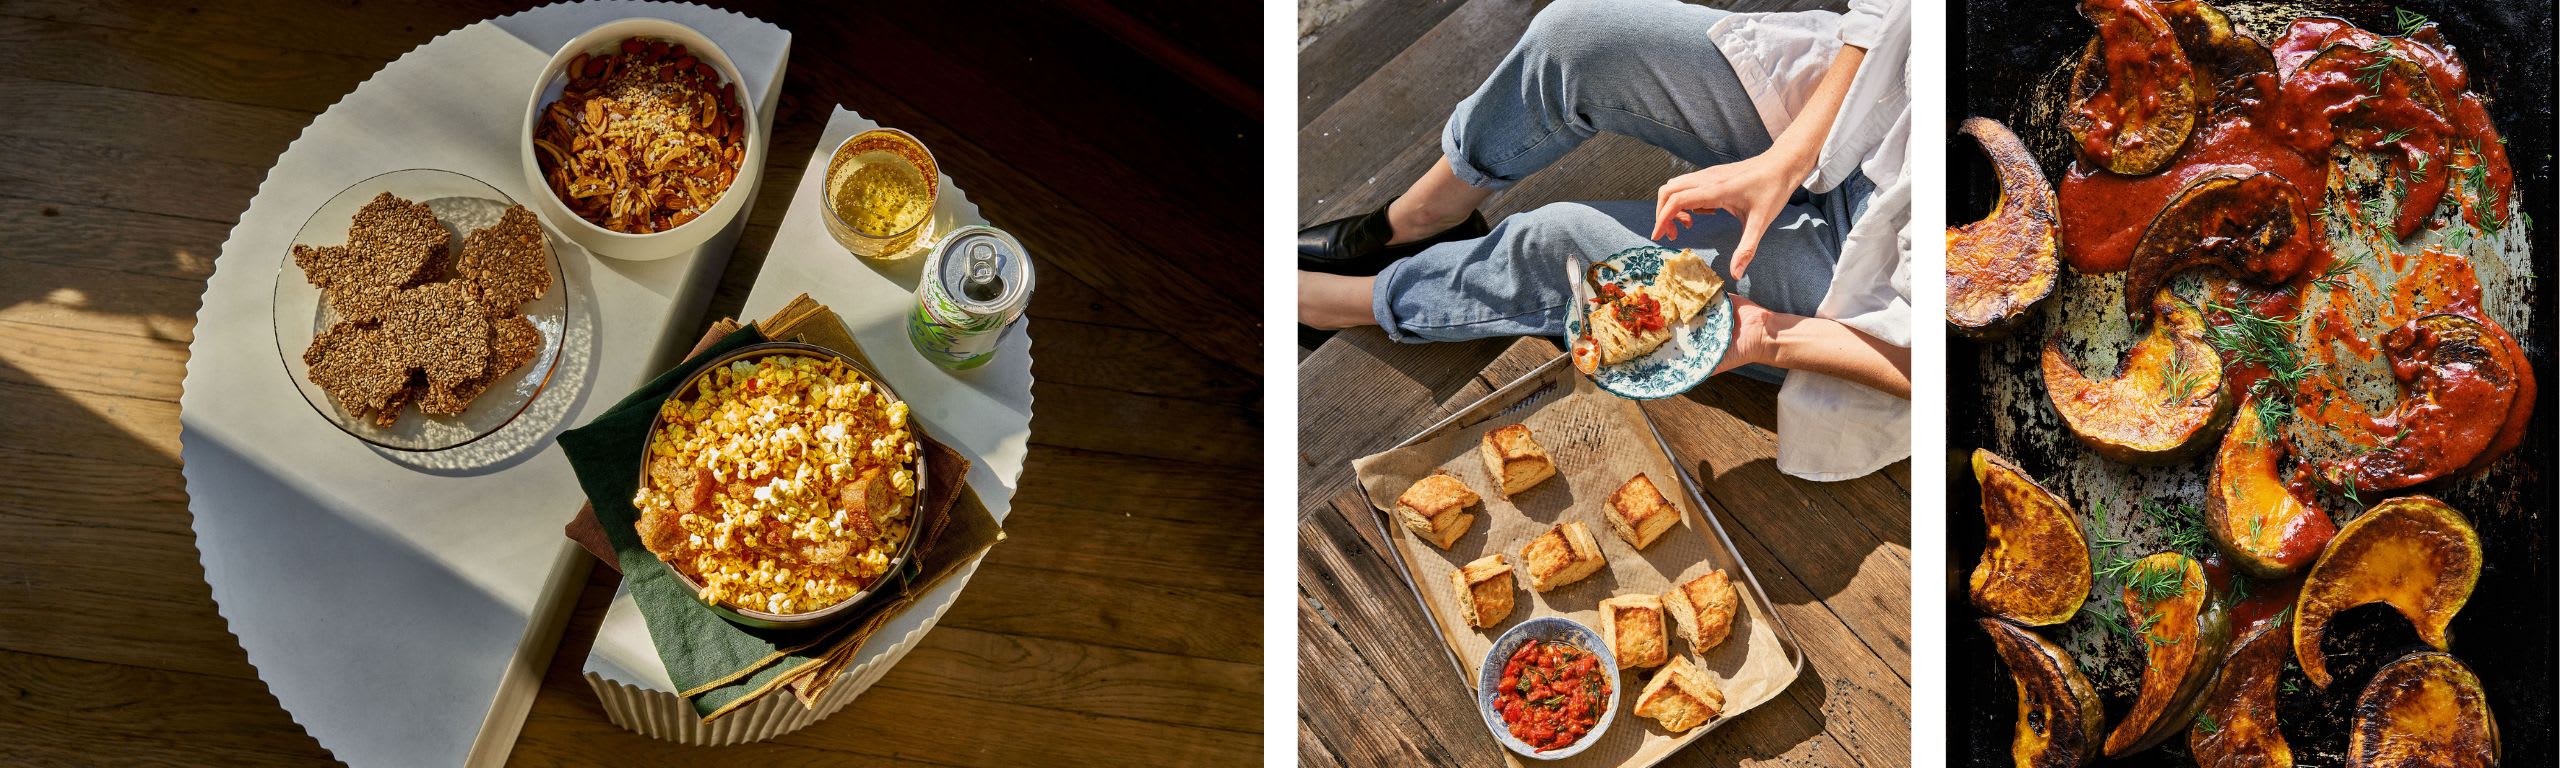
{"left": 1372, "top": 0, "right": 1871, "bottom": 382}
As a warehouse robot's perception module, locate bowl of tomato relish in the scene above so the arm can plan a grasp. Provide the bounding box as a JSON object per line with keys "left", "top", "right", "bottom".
{"left": 1477, "top": 617, "right": 1622, "bottom": 759}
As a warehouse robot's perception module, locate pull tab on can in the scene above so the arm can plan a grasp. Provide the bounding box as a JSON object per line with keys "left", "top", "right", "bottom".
{"left": 909, "top": 225, "right": 1035, "bottom": 370}
{"left": 962, "top": 241, "right": 1005, "bottom": 302}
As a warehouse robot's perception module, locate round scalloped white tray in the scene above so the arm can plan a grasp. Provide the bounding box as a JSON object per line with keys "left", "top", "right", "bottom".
{"left": 180, "top": 3, "right": 792, "bottom": 765}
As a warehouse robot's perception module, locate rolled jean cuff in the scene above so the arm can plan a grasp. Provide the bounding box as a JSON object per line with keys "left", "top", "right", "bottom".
{"left": 1439, "top": 123, "right": 1530, "bottom": 192}
{"left": 1370, "top": 256, "right": 1571, "bottom": 343}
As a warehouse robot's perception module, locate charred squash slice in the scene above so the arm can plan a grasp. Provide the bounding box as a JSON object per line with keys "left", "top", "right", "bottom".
{"left": 2104, "top": 552, "right": 2232, "bottom": 757}
{"left": 2189, "top": 616, "right": 2294, "bottom": 768}
{"left": 1949, "top": 117, "right": 2062, "bottom": 338}
{"left": 2155, "top": 0, "right": 2275, "bottom": 103}
{"left": 2064, "top": 0, "right": 2202, "bottom": 175}
{"left": 2207, "top": 397, "right": 2335, "bottom": 578}
{"left": 2293, "top": 496, "right": 2481, "bottom": 690}
{"left": 2291, "top": 39, "right": 2455, "bottom": 241}
{"left": 2351, "top": 652, "right": 2498, "bottom": 768}
{"left": 2044, "top": 293, "right": 2235, "bottom": 465}
{"left": 1970, "top": 449, "right": 2092, "bottom": 626}
{"left": 2335, "top": 315, "right": 2526, "bottom": 493}
{"left": 2456, "top": 314, "right": 2536, "bottom": 477}
{"left": 2122, "top": 171, "right": 2310, "bottom": 320}
{"left": 1981, "top": 618, "right": 2106, "bottom": 768}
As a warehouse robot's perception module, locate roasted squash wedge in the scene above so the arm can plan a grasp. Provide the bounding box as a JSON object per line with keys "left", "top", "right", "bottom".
{"left": 1949, "top": 117, "right": 2061, "bottom": 338}
{"left": 2154, "top": 0, "right": 2274, "bottom": 103}
{"left": 1981, "top": 618, "right": 2106, "bottom": 768}
{"left": 2457, "top": 314, "right": 2536, "bottom": 477}
{"left": 2293, "top": 496, "right": 2481, "bottom": 689}
{"left": 2351, "top": 652, "right": 2498, "bottom": 768}
{"left": 2104, "top": 552, "right": 2231, "bottom": 757}
{"left": 2189, "top": 616, "right": 2294, "bottom": 768}
{"left": 2335, "top": 315, "right": 2526, "bottom": 493}
{"left": 2044, "top": 293, "right": 2234, "bottom": 465}
{"left": 1970, "top": 449, "right": 2092, "bottom": 626}
{"left": 2064, "top": 0, "right": 2201, "bottom": 175}
{"left": 2207, "top": 396, "right": 2335, "bottom": 578}
{"left": 2121, "top": 171, "right": 2310, "bottom": 320}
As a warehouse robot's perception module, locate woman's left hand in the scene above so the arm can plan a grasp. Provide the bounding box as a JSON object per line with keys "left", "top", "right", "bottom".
{"left": 1651, "top": 150, "right": 1808, "bottom": 279}
{"left": 1714, "top": 295, "right": 1772, "bottom": 376}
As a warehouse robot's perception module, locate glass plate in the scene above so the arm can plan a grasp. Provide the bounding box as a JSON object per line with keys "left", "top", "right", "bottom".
{"left": 272, "top": 168, "right": 571, "bottom": 452}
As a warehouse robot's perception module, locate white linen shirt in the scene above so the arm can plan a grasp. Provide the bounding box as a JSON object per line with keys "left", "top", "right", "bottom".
{"left": 1709, "top": 0, "right": 1913, "bottom": 481}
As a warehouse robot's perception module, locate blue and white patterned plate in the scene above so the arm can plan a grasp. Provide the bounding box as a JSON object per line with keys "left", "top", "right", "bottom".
{"left": 1563, "top": 246, "right": 1733, "bottom": 400}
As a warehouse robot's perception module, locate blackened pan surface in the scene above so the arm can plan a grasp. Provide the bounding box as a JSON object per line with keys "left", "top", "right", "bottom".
{"left": 1948, "top": 2, "right": 2554, "bottom": 765}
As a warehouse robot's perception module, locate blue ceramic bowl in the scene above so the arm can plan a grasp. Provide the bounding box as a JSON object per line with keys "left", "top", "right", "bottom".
{"left": 1476, "top": 616, "right": 1623, "bottom": 760}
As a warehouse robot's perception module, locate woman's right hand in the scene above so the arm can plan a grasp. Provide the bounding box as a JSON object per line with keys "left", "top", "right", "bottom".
{"left": 1650, "top": 149, "right": 1811, "bottom": 279}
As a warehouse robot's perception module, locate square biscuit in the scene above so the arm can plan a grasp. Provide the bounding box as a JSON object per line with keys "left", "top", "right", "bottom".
{"left": 1633, "top": 655, "right": 1725, "bottom": 733}
{"left": 1420, "top": 509, "right": 1475, "bottom": 549}
{"left": 1478, "top": 424, "right": 1555, "bottom": 497}
{"left": 1395, "top": 472, "right": 1479, "bottom": 548}
{"left": 1449, "top": 554, "right": 1515, "bottom": 629}
{"left": 1520, "top": 521, "right": 1605, "bottom": 592}
{"left": 1604, "top": 473, "right": 1682, "bottom": 550}
{"left": 1599, "top": 593, "right": 1668, "bottom": 669}
{"left": 1664, "top": 569, "right": 1741, "bottom": 653}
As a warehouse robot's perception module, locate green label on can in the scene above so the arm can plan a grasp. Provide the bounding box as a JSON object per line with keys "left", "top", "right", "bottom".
{"left": 908, "top": 278, "right": 1007, "bottom": 369}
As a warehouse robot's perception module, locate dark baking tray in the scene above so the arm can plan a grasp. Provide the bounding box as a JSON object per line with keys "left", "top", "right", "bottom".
{"left": 1947, "top": 1, "right": 2555, "bottom": 765}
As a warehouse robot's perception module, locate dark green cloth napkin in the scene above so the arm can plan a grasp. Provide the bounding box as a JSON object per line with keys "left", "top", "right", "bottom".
{"left": 556, "top": 323, "right": 844, "bottom": 717}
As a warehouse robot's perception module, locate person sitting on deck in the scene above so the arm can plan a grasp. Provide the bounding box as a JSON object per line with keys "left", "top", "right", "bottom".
{"left": 1298, "top": 0, "right": 1912, "bottom": 481}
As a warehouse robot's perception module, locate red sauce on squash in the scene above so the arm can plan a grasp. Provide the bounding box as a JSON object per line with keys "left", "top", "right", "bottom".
{"left": 2061, "top": 12, "right": 2531, "bottom": 488}
{"left": 2072, "top": 0, "right": 2189, "bottom": 158}
{"left": 2057, "top": 17, "right": 2512, "bottom": 274}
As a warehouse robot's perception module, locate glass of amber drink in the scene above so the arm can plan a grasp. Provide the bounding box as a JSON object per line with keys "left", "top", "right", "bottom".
{"left": 821, "top": 128, "right": 940, "bottom": 259}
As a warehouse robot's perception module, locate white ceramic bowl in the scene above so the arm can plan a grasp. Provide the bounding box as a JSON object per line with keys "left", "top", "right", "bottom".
{"left": 520, "top": 18, "right": 763, "bottom": 261}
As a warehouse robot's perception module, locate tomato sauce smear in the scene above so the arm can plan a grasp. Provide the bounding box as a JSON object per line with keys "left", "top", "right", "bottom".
{"left": 1494, "top": 640, "right": 1612, "bottom": 752}
{"left": 2056, "top": 14, "right": 2511, "bottom": 275}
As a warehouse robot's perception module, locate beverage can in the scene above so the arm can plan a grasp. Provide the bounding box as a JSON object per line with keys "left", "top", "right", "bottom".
{"left": 908, "top": 225, "right": 1034, "bottom": 369}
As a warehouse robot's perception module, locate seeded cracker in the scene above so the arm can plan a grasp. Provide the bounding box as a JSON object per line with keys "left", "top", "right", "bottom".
{"left": 298, "top": 192, "right": 556, "bottom": 427}
{"left": 384, "top": 281, "right": 493, "bottom": 390}
{"left": 294, "top": 193, "right": 449, "bottom": 322}
{"left": 303, "top": 322, "right": 412, "bottom": 418}
{"left": 421, "top": 314, "right": 541, "bottom": 415}
{"left": 456, "top": 205, "right": 551, "bottom": 317}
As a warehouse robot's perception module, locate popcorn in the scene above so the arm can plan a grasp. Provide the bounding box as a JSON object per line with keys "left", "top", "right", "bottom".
{"left": 634, "top": 353, "right": 918, "bottom": 615}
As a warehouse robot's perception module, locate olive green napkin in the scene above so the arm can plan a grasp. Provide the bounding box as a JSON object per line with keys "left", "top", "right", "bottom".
{"left": 559, "top": 310, "right": 1002, "bottom": 720}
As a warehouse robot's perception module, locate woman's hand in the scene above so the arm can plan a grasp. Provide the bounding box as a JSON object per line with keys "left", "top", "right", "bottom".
{"left": 1655, "top": 43, "right": 1867, "bottom": 280}
{"left": 1650, "top": 150, "right": 1811, "bottom": 279}
{"left": 1714, "top": 295, "right": 1773, "bottom": 376}
{"left": 1711, "top": 295, "right": 1911, "bottom": 398}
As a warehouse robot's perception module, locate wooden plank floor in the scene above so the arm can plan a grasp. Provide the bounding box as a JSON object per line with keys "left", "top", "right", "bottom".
{"left": 1296, "top": 2, "right": 1903, "bottom": 765}
{"left": 0, "top": 1, "right": 1259, "bottom": 765}
{"left": 1296, "top": 334, "right": 1910, "bottom": 767}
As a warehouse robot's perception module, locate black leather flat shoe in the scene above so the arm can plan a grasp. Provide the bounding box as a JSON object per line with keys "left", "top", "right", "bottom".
{"left": 1296, "top": 201, "right": 1489, "bottom": 276}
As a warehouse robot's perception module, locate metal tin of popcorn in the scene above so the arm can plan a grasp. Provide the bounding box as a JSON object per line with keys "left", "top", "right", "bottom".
{"left": 907, "top": 225, "right": 1034, "bottom": 370}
